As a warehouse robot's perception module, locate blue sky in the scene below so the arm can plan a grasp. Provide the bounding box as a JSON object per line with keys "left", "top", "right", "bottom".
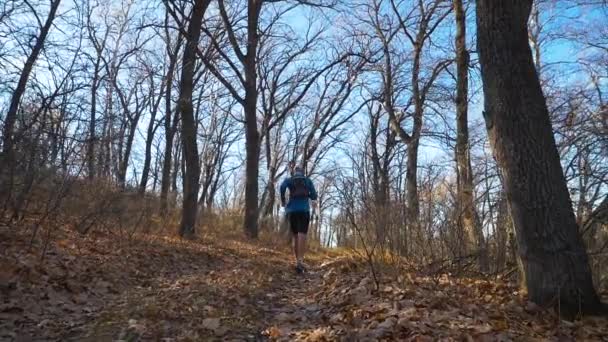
{"left": 1, "top": 0, "right": 605, "bottom": 223}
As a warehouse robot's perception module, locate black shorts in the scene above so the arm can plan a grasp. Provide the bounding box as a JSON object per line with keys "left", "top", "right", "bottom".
{"left": 289, "top": 212, "right": 310, "bottom": 235}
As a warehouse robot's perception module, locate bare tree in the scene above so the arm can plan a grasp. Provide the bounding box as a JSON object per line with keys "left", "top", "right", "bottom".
{"left": 380, "top": 0, "right": 452, "bottom": 237}
{"left": 171, "top": 0, "right": 212, "bottom": 238}
{"left": 84, "top": 0, "right": 111, "bottom": 180}
{"left": 198, "top": 97, "right": 240, "bottom": 214}
{"left": 453, "top": 0, "right": 487, "bottom": 270}
{"left": 159, "top": 13, "right": 184, "bottom": 215}
{"left": 184, "top": 0, "right": 346, "bottom": 237}
{"left": 139, "top": 61, "right": 166, "bottom": 194}
{"left": 114, "top": 70, "right": 151, "bottom": 188}
{"left": 1, "top": 0, "right": 61, "bottom": 166}
{"left": 476, "top": 0, "right": 605, "bottom": 316}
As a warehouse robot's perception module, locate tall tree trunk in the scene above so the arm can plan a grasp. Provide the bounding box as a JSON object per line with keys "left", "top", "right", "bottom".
{"left": 405, "top": 134, "right": 420, "bottom": 235}
{"left": 476, "top": 0, "right": 605, "bottom": 317}
{"left": 263, "top": 165, "right": 278, "bottom": 218}
{"left": 176, "top": 0, "right": 210, "bottom": 238}
{"left": 206, "top": 166, "right": 222, "bottom": 210}
{"left": 160, "top": 36, "right": 182, "bottom": 215}
{"left": 261, "top": 126, "right": 273, "bottom": 218}
{"left": 172, "top": 139, "right": 181, "bottom": 195}
{"left": 152, "top": 141, "right": 162, "bottom": 192}
{"left": 88, "top": 59, "right": 102, "bottom": 180}
{"left": 243, "top": 0, "right": 262, "bottom": 239}
{"left": 101, "top": 102, "right": 111, "bottom": 178}
{"left": 495, "top": 192, "right": 509, "bottom": 271}
{"left": 406, "top": 42, "right": 424, "bottom": 240}
{"left": 140, "top": 86, "right": 164, "bottom": 194}
{"left": 117, "top": 116, "right": 127, "bottom": 185}
{"left": 1, "top": 0, "right": 61, "bottom": 164}
{"left": 102, "top": 63, "right": 117, "bottom": 180}
{"left": 118, "top": 115, "right": 141, "bottom": 188}
{"left": 454, "top": 0, "right": 488, "bottom": 271}
{"left": 244, "top": 95, "right": 260, "bottom": 238}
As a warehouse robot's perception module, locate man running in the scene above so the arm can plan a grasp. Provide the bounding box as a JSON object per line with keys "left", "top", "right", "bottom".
{"left": 280, "top": 165, "right": 317, "bottom": 274}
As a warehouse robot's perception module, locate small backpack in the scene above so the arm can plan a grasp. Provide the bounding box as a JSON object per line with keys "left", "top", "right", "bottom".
{"left": 289, "top": 176, "right": 309, "bottom": 199}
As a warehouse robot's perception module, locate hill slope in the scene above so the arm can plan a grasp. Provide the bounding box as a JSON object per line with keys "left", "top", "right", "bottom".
{"left": 1, "top": 225, "right": 607, "bottom": 341}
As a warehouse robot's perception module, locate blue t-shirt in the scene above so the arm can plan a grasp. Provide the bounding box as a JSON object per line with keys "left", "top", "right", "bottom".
{"left": 280, "top": 173, "right": 317, "bottom": 213}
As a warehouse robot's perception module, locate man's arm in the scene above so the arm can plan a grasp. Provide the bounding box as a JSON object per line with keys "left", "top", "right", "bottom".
{"left": 308, "top": 178, "right": 318, "bottom": 201}
{"left": 279, "top": 179, "right": 288, "bottom": 206}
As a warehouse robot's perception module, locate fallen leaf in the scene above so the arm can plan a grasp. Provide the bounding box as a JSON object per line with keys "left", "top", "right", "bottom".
{"left": 266, "top": 326, "right": 281, "bottom": 338}
{"left": 202, "top": 318, "right": 221, "bottom": 331}
{"left": 275, "top": 312, "right": 290, "bottom": 322}
{"left": 472, "top": 323, "right": 493, "bottom": 334}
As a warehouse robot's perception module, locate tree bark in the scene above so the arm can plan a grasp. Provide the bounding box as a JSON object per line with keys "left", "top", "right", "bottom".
{"left": 243, "top": 0, "right": 263, "bottom": 239}
{"left": 118, "top": 106, "right": 142, "bottom": 188}
{"left": 1, "top": 0, "right": 61, "bottom": 164}
{"left": 495, "top": 192, "right": 509, "bottom": 271}
{"left": 405, "top": 35, "right": 424, "bottom": 242}
{"left": 476, "top": 0, "right": 605, "bottom": 317}
{"left": 406, "top": 43, "right": 423, "bottom": 234}
{"left": 88, "top": 58, "right": 102, "bottom": 180}
{"left": 175, "top": 0, "right": 210, "bottom": 238}
{"left": 140, "top": 83, "right": 164, "bottom": 194}
{"left": 160, "top": 33, "right": 183, "bottom": 215}
{"left": 454, "top": 0, "right": 488, "bottom": 271}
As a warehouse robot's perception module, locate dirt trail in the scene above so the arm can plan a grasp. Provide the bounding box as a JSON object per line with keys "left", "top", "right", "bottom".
{"left": 4, "top": 227, "right": 608, "bottom": 342}
{"left": 248, "top": 264, "right": 342, "bottom": 341}
{"left": 73, "top": 238, "right": 344, "bottom": 341}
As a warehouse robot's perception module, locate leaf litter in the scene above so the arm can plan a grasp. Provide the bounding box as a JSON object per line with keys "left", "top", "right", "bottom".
{"left": 1, "top": 225, "right": 607, "bottom": 341}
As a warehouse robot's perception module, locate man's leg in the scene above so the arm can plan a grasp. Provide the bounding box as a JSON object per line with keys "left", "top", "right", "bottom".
{"left": 297, "top": 233, "right": 306, "bottom": 263}
{"left": 296, "top": 212, "right": 310, "bottom": 269}
{"left": 289, "top": 212, "right": 299, "bottom": 265}
{"left": 292, "top": 232, "right": 298, "bottom": 261}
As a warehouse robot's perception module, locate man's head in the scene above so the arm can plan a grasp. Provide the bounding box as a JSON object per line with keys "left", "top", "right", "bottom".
{"left": 288, "top": 161, "right": 296, "bottom": 175}
{"left": 294, "top": 166, "right": 304, "bottom": 175}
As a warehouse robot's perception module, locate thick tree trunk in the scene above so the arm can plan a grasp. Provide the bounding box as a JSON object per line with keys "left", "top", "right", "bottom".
{"left": 476, "top": 0, "right": 604, "bottom": 317}
{"left": 406, "top": 42, "right": 424, "bottom": 239}
{"left": 261, "top": 127, "right": 275, "bottom": 218}
{"left": 454, "top": 0, "right": 488, "bottom": 271}
{"left": 172, "top": 141, "right": 181, "bottom": 195}
{"left": 370, "top": 109, "right": 390, "bottom": 245}
{"left": 406, "top": 118, "right": 420, "bottom": 235}
{"left": 495, "top": 192, "right": 509, "bottom": 271}
{"left": 176, "top": 0, "right": 210, "bottom": 238}
{"left": 244, "top": 95, "right": 260, "bottom": 238}
{"left": 263, "top": 165, "right": 277, "bottom": 218}
{"left": 1, "top": 0, "right": 61, "bottom": 163}
{"left": 243, "top": 0, "right": 262, "bottom": 239}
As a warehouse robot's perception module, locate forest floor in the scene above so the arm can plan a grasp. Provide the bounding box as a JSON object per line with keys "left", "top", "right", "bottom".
{"left": 2, "top": 222, "right": 608, "bottom": 341}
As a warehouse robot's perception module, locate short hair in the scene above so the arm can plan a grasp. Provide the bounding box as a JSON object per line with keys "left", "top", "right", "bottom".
{"left": 294, "top": 166, "right": 304, "bottom": 173}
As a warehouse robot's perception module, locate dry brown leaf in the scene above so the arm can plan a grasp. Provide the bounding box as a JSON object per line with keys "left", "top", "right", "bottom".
{"left": 307, "top": 327, "right": 330, "bottom": 341}
{"left": 266, "top": 326, "right": 282, "bottom": 338}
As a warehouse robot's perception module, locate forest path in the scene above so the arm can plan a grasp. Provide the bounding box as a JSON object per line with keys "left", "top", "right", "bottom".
{"left": 241, "top": 261, "right": 346, "bottom": 341}
{"left": 74, "top": 233, "right": 345, "bottom": 341}
{"left": 3, "top": 226, "right": 608, "bottom": 341}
